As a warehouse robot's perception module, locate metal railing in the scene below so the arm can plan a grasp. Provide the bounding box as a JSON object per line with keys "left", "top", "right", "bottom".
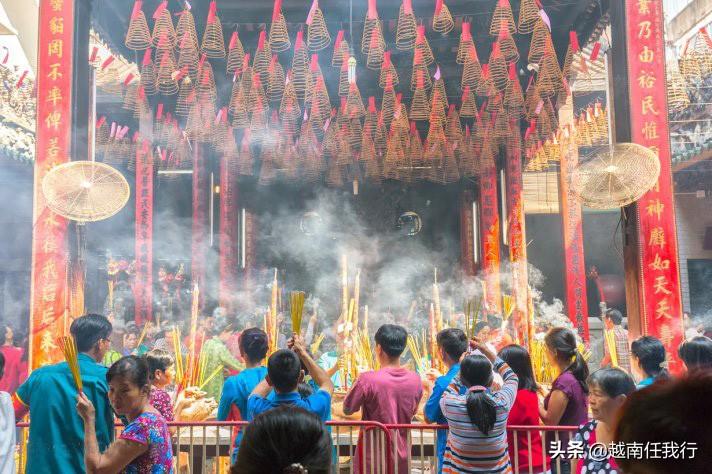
{"left": 14, "top": 421, "right": 577, "bottom": 474}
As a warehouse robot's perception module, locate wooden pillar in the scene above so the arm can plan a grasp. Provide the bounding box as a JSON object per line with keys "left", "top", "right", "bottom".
{"left": 611, "top": 0, "right": 685, "bottom": 371}
{"left": 191, "top": 143, "right": 208, "bottom": 301}
{"left": 219, "top": 151, "right": 238, "bottom": 310}
{"left": 479, "top": 149, "right": 502, "bottom": 314}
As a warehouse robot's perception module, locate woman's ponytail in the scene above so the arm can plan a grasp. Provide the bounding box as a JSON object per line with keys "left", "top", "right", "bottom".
{"left": 569, "top": 350, "right": 590, "bottom": 394}
{"left": 465, "top": 389, "right": 497, "bottom": 435}
{"left": 545, "top": 327, "right": 589, "bottom": 394}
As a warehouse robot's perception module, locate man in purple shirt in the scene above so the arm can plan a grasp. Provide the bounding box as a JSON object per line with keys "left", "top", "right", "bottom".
{"left": 344, "top": 324, "right": 423, "bottom": 474}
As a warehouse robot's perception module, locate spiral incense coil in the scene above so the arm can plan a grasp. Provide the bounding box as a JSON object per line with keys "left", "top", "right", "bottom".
{"left": 433, "top": 0, "right": 454, "bottom": 35}
{"left": 459, "top": 86, "right": 477, "bottom": 117}
{"left": 176, "top": 77, "right": 195, "bottom": 117}
{"left": 197, "top": 61, "right": 217, "bottom": 103}
{"left": 429, "top": 88, "right": 446, "bottom": 124}
{"left": 238, "top": 135, "right": 255, "bottom": 175}
{"left": 461, "top": 45, "right": 483, "bottom": 89}
{"left": 270, "top": 3, "right": 291, "bottom": 53}
{"left": 362, "top": 0, "right": 382, "bottom": 55}
{"left": 201, "top": 2, "right": 226, "bottom": 59}
{"left": 457, "top": 22, "right": 475, "bottom": 65}
{"left": 396, "top": 0, "right": 417, "bottom": 51}
{"left": 486, "top": 92, "right": 504, "bottom": 113}
{"left": 122, "top": 83, "right": 138, "bottom": 111}
{"left": 382, "top": 135, "right": 403, "bottom": 180}
{"left": 304, "top": 55, "right": 323, "bottom": 105}
{"left": 504, "top": 77, "right": 525, "bottom": 118}
{"left": 489, "top": 43, "right": 509, "bottom": 91}
{"left": 292, "top": 32, "right": 309, "bottom": 100}
{"left": 139, "top": 49, "right": 157, "bottom": 95}
{"left": 381, "top": 85, "right": 396, "bottom": 127}
{"left": 176, "top": 8, "right": 199, "bottom": 51}
{"left": 432, "top": 71, "right": 448, "bottom": 109}
{"left": 307, "top": 0, "right": 330, "bottom": 51}
{"left": 379, "top": 52, "right": 399, "bottom": 89}
{"left": 415, "top": 26, "right": 434, "bottom": 66}
{"left": 253, "top": 32, "right": 273, "bottom": 82}
{"left": 490, "top": 0, "right": 516, "bottom": 36}
{"left": 230, "top": 86, "right": 250, "bottom": 128}
{"left": 517, "top": 0, "right": 539, "bottom": 34}
{"left": 493, "top": 110, "right": 511, "bottom": 143}
{"left": 667, "top": 66, "right": 690, "bottom": 112}
{"left": 347, "top": 118, "right": 363, "bottom": 150}
{"left": 125, "top": 1, "right": 151, "bottom": 50}
{"left": 280, "top": 77, "right": 301, "bottom": 119}
{"left": 445, "top": 106, "right": 463, "bottom": 142}
{"left": 360, "top": 124, "right": 377, "bottom": 161}
{"left": 312, "top": 77, "right": 332, "bottom": 123}
{"left": 249, "top": 73, "right": 268, "bottom": 113}
{"left": 410, "top": 76, "right": 430, "bottom": 121}
{"left": 330, "top": 30, "right": 347, "bottom": 67}
{"left": 476, "top": 64, "right": 497, "bottom": 97}
{"left": 442, "top": 147, "right": 460, "bottom": 183}
{"left": 536, "top": 52, "right": 563, "bottom": 98}
{"left": 411, "top": 50, "right": 432, "bottom": 91}
{"left": 97, "top": 67, "right": 123, "bottom": 96}
{"left": 692, "top": 29, "right": 712, "bottom": 76}
{"left": 151, "top": 2, "right": 177, "bottom": 50}
{"left": 335, "top": 59, "right": 350, "bottom": 97}
{"left": 177, "top": 35, "right": 199, "bottom": 83}
{"left": 227, "top": 32, "right": 246, "bottom": 77}
{"left": 250, "top": 98, "right": 269, "bottom": 133}
{"left": 529, "top": 18, "right": 552, "bottom": 65}
{"left": 345, "top": 83, "right": 366, "bottom": 119}
{"left": 407, "top": 124, "right": 424, "bottom": 163}
{"left": 267, "top": 56, "right": 286, "bottom": 102}
{"left": 497, "top": 24, "right": 519, "bottom": 63}
{"left": 156, "top": 49, "right": 178, "bottom": 95}
{"left": 525, "top": 83, "right": 541, "bottom": 119}
{"left": 679, "top": 52, "right": 702, "bottom": 84}
{"left": 366, "top": 27, "right": 385, "bottom": 71}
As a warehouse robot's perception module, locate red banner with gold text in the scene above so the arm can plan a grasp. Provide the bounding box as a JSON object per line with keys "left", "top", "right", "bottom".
{"left": 134, "top": 141, "right": 153, "bottom": 324}
{"left": 479, "top": 154, "right": 502, "bottom": 313}
{"left": 192, "top": 143, "right": 208, "bottom": 293}
{"left": 219, "top": 152, "right": 238, "bottom": 309}
{"left": 29, "top": 0, "right": 75, "bottom": 369}
{"left": 460, "top": 190, "right": 476, "bottom": 276}
{"left": 625, "top": 0, "right": 684, "bottom": 371}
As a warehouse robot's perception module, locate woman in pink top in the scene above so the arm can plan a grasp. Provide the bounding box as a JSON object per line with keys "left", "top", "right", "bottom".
{"left": 344, "top": 324, "right": 423, "bottom": 474}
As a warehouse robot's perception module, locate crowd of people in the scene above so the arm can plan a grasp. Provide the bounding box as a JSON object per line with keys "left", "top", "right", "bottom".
{"left": 0, "top": 312, "right": 710, "bottom": 473}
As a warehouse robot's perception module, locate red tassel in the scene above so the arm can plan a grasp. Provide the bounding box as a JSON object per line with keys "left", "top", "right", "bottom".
{"left": 383, "top": 51, "right": 391, "bottom": 67}
{"left": 101, "top": 56, "right": 115, "bottom": 70}
{"left": 435, "top": 0, "right": 443, "bottom": 16}
{"left": 404, "top": 0, "right": 413, "bottom": 15}
{"left": 131, "top": 0, "right": 143, "bottom": 20}
{"left": 416, "top": 25, "right": 425, "bottom": 44}
{"left": 96, "top": 116, "right": 106, "bottom": 129}
{"left": 207, "top": 1, "right": 217, "bottom": 24}
{"left": 508, "top": 62, "right": 516, "bottom": 80}
{"left": 272, "top": 0, "right": 282, "bottom": 22}
{"left": 368, "top": 96, "right": 376, "bottom": 112}
{"left": 124, "top": 73, "right": 135, "bottom": 86}
{"left": 569, "top": 31, "right": 580, "bottom": 53}
{"left": 367, "top": 0, "right": 378, "bottom": 20}
{"left": 310, "top": 54, "right": 319, "bottom": 72}
{"left": 89, "top": 46, "right": 99, "bottom": 63}
{"left": 142, "top": 48, "right": 152, "bottom": 65}
{"left": 157, "top": 103, "right": 164, "bottom": 120}
{"left": 258, "top": 31, "right": 266, "bottom": 50}
{"left": 462, "top": 22, "right": 471, "bottom": 41}
{"left": 335, "top": 30, "right": 344, "bottom": 50}
{"left": 295, "top": 30, "right": 304, "bottom": 50}
{"left": 229, "top": 31, "right": 238, "bottom": 50}
{"left": 153, "top": 0, "right": 167, "bottom": 20}
{"left": 590, "top": 42, "right": 601, "bottom": 61}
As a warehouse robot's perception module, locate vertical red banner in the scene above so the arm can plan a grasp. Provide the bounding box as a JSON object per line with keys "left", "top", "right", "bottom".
{"left": 134, "top": 141, "right": 153, "bottom": 324}
{"left": 192, "top": 143, "right": 208, "bottom": 292}
{"left": 506, "top": 131, "right": 530, "bottom": 346}
{"left": 479, "top": 155, "right": 502, "bottom": 313}
{"left": 219, "top": 153, "right": 238, "bottom": 309}
{"left": 625, "top": 0, "right": 684, "bottom": 371}
{"left": 460, "top": 190, "right": 476, "bottom": 276}
{"left": 560, "top": 129, "right": 590, "bottom": 343}
{"left": 29, "top": 0, "right": 75, "bottom": 369}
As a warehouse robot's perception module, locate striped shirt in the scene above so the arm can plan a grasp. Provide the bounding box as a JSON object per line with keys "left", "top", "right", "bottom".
{"left": 440, "top": 357, "right": 518, "bottom": 474}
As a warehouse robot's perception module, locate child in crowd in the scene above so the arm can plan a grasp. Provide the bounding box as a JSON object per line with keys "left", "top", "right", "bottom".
{"left": 145, "top": 349, "right": 176, "bottom": 421}
{"left": 343, "top": 324, "right": 423, "bottom": 474}
{"left": 440, "top": 339, "right": 519, "bottom": 473}
{"left": 0, "top": 352, "right": 15, "bottom": 474}
{"left": 573, "top": 368, "right": 635, "bottom": 474}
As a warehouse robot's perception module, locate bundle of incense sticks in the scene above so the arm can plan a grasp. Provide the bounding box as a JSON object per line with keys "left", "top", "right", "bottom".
{"left": 290, "top": 291, "right": 306, "bottom": 335}
{"left": 353, "top": 269, "right": 361, "bottom": 330}
{"left": 502, "top": 294, "right": 516, "bottom": 320}
{"left": 187, "top": 284, "right": 200, "bottom": 385}
{"left": 463, "top": 297, "right": 481, "bottom": 339}
{"left": 136, "top": 321, "right": 151, "bottom": 348}
{"left": 604, "top": 328, "right": 619, "bottom": 368}
{"left": 171, "top": 326, "right": 185, "bottom": 387}
{"left": 269, "top": 269, "right": 279, "bottom": 354}
{"left": 310, "top": 333, "right": 325, "bottom": 354}
{"left": 58, "top": 336, "right": 83, "bottom": 392}
{"left": 340, "top": 254, "right": 348, "bottom": 319}
{"left": 198, "top": 364, "right": 224, "bottom": 390}
{"left": 406, "top": 334, "right": 426, "bottom": 374}
{"left": 433, "top": 268, "right": 443, "bottom": 333}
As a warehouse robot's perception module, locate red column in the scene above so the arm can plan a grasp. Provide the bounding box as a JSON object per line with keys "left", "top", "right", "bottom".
{"left": 219, "top": 152, "right": 238, "bottom": 310}
{"left": 29, "top": 0, "right": 75, "bottom": 368}
{"left": 191, "top": 143, "right": 208, "bottom": 296}
{"left": 134, "top": 140, "right": 153, "bottom": 324}
{"left": 460, "top": 189, "right": 477, "bottom": 276}
{"left": 480, "top": 153, "right": 502, "bottom": 314}
{"left": 624, "top": 0, "right": 684, "bottom": 371}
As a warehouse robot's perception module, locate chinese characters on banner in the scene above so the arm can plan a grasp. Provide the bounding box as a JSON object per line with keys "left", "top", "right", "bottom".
{"left": 506, "top": 130, "right": 531, "bottom": 347}
{"left": 29, "top": 0, "right": 74, "bottom": 369}
{"left": 219, "top": 152, "right": 238, "bottom": 309}
{"left": 459, "top": 190, "right": 476, "bottom": 276}
{"left": 191, "top": 143, "right": 208, "bottom": 297}
{"left": 134, "top": 141, "right": 153, "bottom": 325}
{"left": 479, "top": 154, "right": 502, "bottom": 313}
{"left": 560, "top": 127, "right": 590, "bottom": 343}
{"left": 625, "top": 0, "right": 684, "bottom": 371}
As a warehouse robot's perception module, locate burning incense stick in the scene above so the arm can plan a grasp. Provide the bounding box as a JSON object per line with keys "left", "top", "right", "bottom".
{"left": 136, "top": 321, "right": 151, "bottom": 349}
{"left": 353, "top": 269, "right": 361, "bottom": 330}
{"left": 290, "top": 291, "right": 306, "bottom": 335}
{"left": 363, "top": 305, "right": 369, "bottom": 333}
{"left": 341, "top": 254, "right": 348, "bottom": 319}
{"left": 198, "top": 364, "right": 224, "bottom": 390}
{"left": 310, "top": 333, "right": 325, "bottom": 354}
{"left": 58, "top": 336, "right": 82, "bottom": 392}
{"left": 433, "top": 268, "right": 443, "bottom": 333}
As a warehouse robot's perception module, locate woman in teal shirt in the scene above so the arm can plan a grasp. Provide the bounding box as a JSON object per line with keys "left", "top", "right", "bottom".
{"left": 630, "top": 336, "right": 669, "bottom": 388}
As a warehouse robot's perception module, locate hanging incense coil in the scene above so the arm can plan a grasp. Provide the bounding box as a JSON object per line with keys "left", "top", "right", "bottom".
{"left": 493, "top": 111, "right": 511, "bottom": 143}
{"left": 122, "top": 83, "right": 139, "bottom": 111}
{"left": 679, "top": 49, "right": 702, "bottom": 84}
{"left": 362, "top": 0, "right": 382, "bottom": 55}
{"left": 230, "top": 76, "right": 251, "bottom": 127}
{"left": 536, "top": 51, "right": 563, "bottom": 98}
{"left": 366, "top": 27, "right": 385, "bottom": 70}
{"left": 237, "top": 134, "right": 254, "bottom": 175}
{"left": 496, "top": 22, "right": 519, "bottom": 63}
{"left": 429, "top": 88, "right": 446, "bottom": 124}
{"left": 460, "top": 86, "right": 477, "bottom": 118}
{"left": 254, "top": 32, "right": 273, "bottom": 82}
{"left": 415, "top": 26, "right": 435, "bottom": 66}
{"left": 432, "top": 80, "right": 448, "bottom": 114}
{"left": 312, "top": 76, "right": 332, "bottom": 123}
{"left": 346, "top": 82, "right": 366, "bottom": 118}
{"left": 457, "top": 22, "right": 475, "bottom": 65}
{"left": 411, "top": 50, "right": 432, "bottom": 91}
{"left": 176, "top": 77, "right": 195, "bottom": 117}
{"left": 487, "top": 92, "right": 504, "bottom": 113}
{"left": 441, "top": 147, "right": 460, "bottom": 183}
{"left": 338, "top": 59, "right": 350, "bottom": 96}
{"left": 517, "top": 0, "right": 539, "bottom": 34}
{"left": 151, "top": 2, "right": 177, "bottom": 50}
{"left": 348, "top": 118, "right": 363, "bottom": 150}
{"left": 139, "top": 49, "right": 157, "bottom": 95}
{"left": 461, "top": 45, "right": 483, "bottom": 89}
{"left": 306, "top": 0, "right": 330, "bottom": 51}
{"left": 374, "top": 115, "right": 388, "bottom": 153}
{"left": 525, "top": 81, "right": 541, "bottom": 119}
{"left": 490, "top": 0, "right": 516, "bottom": 36}
{"left": 267, "top": 55, "right": 286, "bottom": 102}
{"left": 176, "top": 8, "right": 199, "bottom": 51}
{"left": 445, "top": 106, "right": 463, "bottom": 142}
{"left": 382, "top": 133, "right": 404, "bottom": 180}
{"left": 304, "top": 54, "right": 323, "bottom": 105}
{"left": 269, "top": 0, "right": 291, "bottom": 52}
{"left": 667, "top": 65, "right": 690, "bottom": 112}
{"left": 292, "top": 31, "right": 309, "bottom": 100}
{"left": 197, "top": 61, "right": 217, "bottom": 103}
{"left": 226, "top": 32, "right": 246, "bottom": 77}
{"left": 489, "top": 42, "right": 510, "bottom": 91}
{"left": 249, "top": 73, "right": 268, "bottom": 113}
{"left": 381, "top": 84, "right": 396, "bottom": 127}
{"left": 125, "top": 1, "right": 151, "bottom": 50}
{"left": 332, "top": 31, "right": 348, "bottom": 67}
{"left": 529, "top": 18, "right": 553, "bottom": 65}
{"left": 407, "top": 123, "right": 424, "bottom": 164}
{"left": 379, "top": 52, "right": 399, "bottom": 89}
{"left": 156, "top": 49, "right": 178, "bottom": 95}
{"left": 476, "top": 64, "right": 497, "bottom": 97}
{"left": 280, "top": 75, "right": 302, "bottom": 119}
{"left": 504, "top": 76, "right": 525, "bottom": 118}
{"left": 250, "top": 96, "right": 269, "bottom": 133}
{"left": 433, "top": 0, "right": 454, "bottom": 35}
{"left": 177, "top": 35, "right": 200, "bottom": 83}
{"left": 410, "top": 73, "right": 431, "bottom": 121}
{"left": 396, "top": 0, "right": 417, "bottom": 51}
{"left": 201, "top": 2, "right": 226, "bottom": 59}
{"left": 360, "top": 123, "right": 377, "bottom": 160}
{"left": 691, "top": 29, "right": 712, "bottom": 77}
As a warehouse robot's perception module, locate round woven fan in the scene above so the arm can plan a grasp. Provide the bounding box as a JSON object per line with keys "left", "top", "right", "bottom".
{"left": 571, "top": 143, "right": 660, "bottom": 209}
{"left": 42, "top": 161, "right": 130, "bottom": 222}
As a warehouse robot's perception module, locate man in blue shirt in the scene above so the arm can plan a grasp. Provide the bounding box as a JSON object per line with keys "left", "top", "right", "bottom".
{"left": 14, "top": 314, "right": 115, "bottom": 474}
{"left": 247, "top": 333, "right": 333, "bottom": 422}
{"left": 424, "top": 328, "right": 468, "bottom": 474}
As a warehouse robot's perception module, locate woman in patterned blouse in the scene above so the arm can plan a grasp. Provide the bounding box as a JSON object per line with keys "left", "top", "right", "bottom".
{"left": 76, "top": 356, "right": 173, "bottom": 473}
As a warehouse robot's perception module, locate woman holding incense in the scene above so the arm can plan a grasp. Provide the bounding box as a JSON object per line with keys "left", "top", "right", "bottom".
{"left": 440, "top": 338, "right": 519, "bottom": 473}
{"left": 76, "top": 356, "right": 173, "bottom": 474}
{"left": 201, "top": 319, "right": 244, "bottom": 400}
{"left": 122, "top": 323, "right": 149, "bottom": 356}
{"left": 218, "top": 327, "right": 269, "bottom": 462}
